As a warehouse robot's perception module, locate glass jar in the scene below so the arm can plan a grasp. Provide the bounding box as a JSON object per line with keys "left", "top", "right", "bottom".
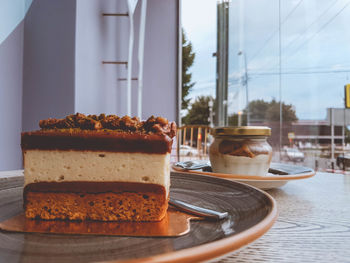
{"left": 209, "top": 126, "right": 272, "bottom": 176}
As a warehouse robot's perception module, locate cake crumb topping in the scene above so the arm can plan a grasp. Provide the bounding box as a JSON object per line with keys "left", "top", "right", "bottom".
{"left": 39, "top": 113, "right": 176, "bottom": 138}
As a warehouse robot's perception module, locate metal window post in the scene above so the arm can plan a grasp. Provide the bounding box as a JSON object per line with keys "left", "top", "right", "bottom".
{"left": 216, "top": 1, "right": 229, "bottom": 127}
{"left": 331, "top": 108, "right": 335, "bottom": 162}
{"left": 238, "top": 51, "right": 249, "bottom": 126}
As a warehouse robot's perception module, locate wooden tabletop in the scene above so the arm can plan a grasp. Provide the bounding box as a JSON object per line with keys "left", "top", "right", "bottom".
{"left": 216, "top": 172, "right": 350, "bottom": 263}
{"left": 0, "top": 171, "right": 349, "bottom": 262}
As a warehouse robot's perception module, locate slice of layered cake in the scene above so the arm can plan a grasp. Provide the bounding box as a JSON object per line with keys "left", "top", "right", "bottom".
{"left": 21, "top": 113, "right": 176, "bottom": 221}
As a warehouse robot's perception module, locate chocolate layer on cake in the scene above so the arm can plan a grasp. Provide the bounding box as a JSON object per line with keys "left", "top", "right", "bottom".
{"left": 22, "top": 131, "right": 172, "bottom": 153}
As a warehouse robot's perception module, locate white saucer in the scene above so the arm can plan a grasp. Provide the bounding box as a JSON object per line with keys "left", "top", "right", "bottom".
{"left": 171, "top": 164, "right": 315, "bottom": 190}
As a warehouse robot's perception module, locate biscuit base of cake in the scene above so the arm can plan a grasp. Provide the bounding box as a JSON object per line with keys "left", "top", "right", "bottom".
{"left": 25, "top": 192, "right": 168, "bottom": 221}
{"left": 24, "top": 182, "right": 168, "bottom": 221}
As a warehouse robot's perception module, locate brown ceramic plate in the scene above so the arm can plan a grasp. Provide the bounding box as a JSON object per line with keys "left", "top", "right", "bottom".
{"left": 0, "top": 171, "right": 277, "bottom": 263}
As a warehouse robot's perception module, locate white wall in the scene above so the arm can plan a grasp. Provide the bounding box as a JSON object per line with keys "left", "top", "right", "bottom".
{"left": 22, "top": 0, "right": 76, "bottom": 132}
{"left": 0, "top": 21, "right": 24, "bottom": 171}
{"left": 0, "top": 0, "right": 32, "bottom": 171}
{"left": 75, "top": 0, "right": 121, "bottom": 116}
{"left": 75, "top": 0, "right": 178, "bottom": 121}
{"left": 142, "top": 0, "right": 178, "bottom": 121}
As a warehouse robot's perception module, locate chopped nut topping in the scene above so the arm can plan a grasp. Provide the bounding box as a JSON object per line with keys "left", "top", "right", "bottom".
{"left": 39, "top": 113, "right": 176, "bottom": 138}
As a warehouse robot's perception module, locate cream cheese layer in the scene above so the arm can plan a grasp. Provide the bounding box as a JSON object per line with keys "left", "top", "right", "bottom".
{"left": 24, "top": 150, "right": 170, "bottom": 194}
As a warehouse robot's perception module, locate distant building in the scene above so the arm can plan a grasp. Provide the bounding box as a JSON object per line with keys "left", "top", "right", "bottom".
{"left": 250, "top": 119, "right": 345, "bottom": 148}
{"left": 291, "top": 120, "right": 344, "bottom": 146}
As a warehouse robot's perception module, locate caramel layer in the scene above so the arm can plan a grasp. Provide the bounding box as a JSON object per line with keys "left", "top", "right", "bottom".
{"left": 24, "top": 181, "right": 166, "bottom": 195}
{"left": 21, "top": 131, "right": 172, "bottom": 153}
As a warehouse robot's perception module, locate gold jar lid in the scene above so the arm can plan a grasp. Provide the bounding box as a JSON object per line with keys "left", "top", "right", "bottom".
{"left": 211, "top": 126, "right": 271, "bottom": 137}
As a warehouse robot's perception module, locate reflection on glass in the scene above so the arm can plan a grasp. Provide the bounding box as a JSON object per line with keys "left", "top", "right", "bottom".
{"left": 226, "top": 0, "right": 350, "bottom": 171}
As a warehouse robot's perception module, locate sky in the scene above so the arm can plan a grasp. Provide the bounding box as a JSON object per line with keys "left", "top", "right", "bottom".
{"left": 0, "top": 0, "right": 33, "bottom": 45}
{"left": 182, "top": 0, "right": 350, "bottom": 120}
{"left": 182, "top": 0, "right": 217, "bottom": 102}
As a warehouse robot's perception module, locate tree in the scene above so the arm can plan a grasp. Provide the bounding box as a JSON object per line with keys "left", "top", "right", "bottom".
{"left": 243, "top": 99, "right": 297, "bottom": 123}
{"left": 227, "top": 99, "right": 297, "bottom": 126}
{"left": 182, "top": 96, "right": 213, "bottom": 125}
{"left": 245, "top": 99, "right": 270, "bottom": 122}
{"left": 182, "top": 30, "right": 196, "bottom": 109}
{"left": 265, "top": 99, "right": 297, "bottom": 122}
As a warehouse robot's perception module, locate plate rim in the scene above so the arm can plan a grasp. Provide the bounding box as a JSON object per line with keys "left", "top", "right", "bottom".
{"left": 171, "top": 165, "right": 315, "bottom": 181}
{"left": 109, "top": 172, "right": 278, "bottom": 263}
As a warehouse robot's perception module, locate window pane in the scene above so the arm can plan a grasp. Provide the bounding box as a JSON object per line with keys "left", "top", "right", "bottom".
{"left": 227, "top": 0, "right": 350, "bottom": 171}
{"left": 181, "top": 0, "right": 350, "bottom": 172}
